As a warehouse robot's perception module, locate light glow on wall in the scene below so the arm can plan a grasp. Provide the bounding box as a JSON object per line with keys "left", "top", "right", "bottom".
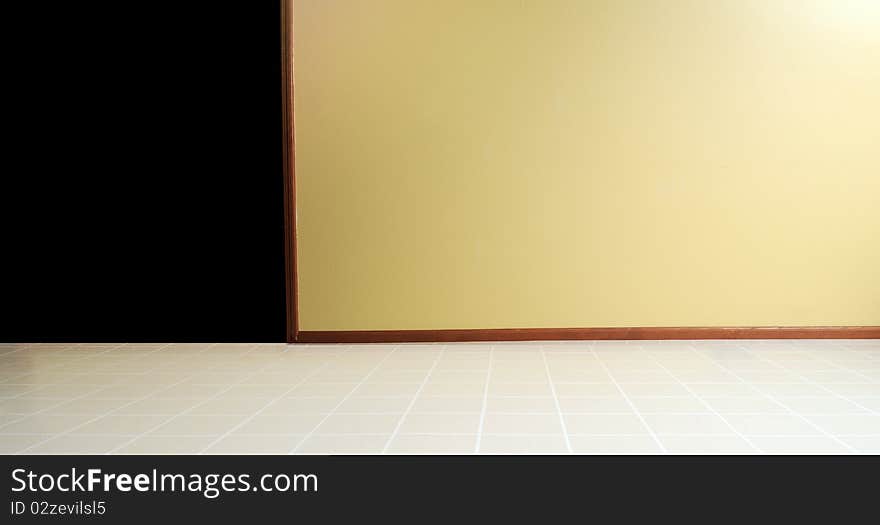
{"left": 809, "top": 0, "right": 880, "bottom": 34}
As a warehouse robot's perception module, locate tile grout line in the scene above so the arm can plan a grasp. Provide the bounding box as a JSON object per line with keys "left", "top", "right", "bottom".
{"left": 12, "top": 343, "right": 226, "bottom": 454}
{"left": 647, "top": 347, "right": 765, "bottom": 454}
{"left": 756, "top": 340, "right": 873, "bottom": 379}
{"left": 474, "top": 345, "right": 494, "bottom": 453}
{"left": 540, "top": 345, "right": 572, "bottom": 453}
{"left": 197, "top": 349, "right": 357, "bottom": 453}
{"left": 788, "top": 342, "right": 880, "bottom": 387}
{"left": 1, "top": 343, "right": 132, "bottom": 392}
{"left": 290, "top": 345, "right": 402, "bottom": 454}
{"left": 591, "top": 346, "right": 668, "bottom": 454}
{"left": 17, "top": 343, "right": 258, "bottom": 454}
{"left": 710, "top": 343, "right": 860, "bottom": 453}
{"left": 381, "top": 347, "right": 447, "bottom": 454}
{"left": 0, "top": 343, "right": 174, "bottom": 432}
{"left": 739, "top": 345, "right": 880, "bottom": 417}
{"left": 102, "top": 344, "right": 327, "bottom": 454}
{"left": 22, "top": 344, "right": 282, "bottom": 454}
{"left": 736, "top": 343, "right": 879, "bottom": 451}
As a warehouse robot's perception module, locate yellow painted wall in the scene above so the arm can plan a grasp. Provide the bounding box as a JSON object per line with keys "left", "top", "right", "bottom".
{"left": 294, "top": 0, "right": 880, "bottom": 330}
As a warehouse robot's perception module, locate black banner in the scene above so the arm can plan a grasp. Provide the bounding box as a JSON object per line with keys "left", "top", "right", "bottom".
{"left": 2, "top": 455, "right": 876, "bottom": 522}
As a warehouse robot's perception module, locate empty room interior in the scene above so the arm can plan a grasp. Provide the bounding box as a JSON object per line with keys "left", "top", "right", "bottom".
{"left": 3, "top": 0, "right": 880, "bottom": 456}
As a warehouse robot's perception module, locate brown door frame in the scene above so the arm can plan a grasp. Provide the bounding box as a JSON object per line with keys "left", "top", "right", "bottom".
{"left": 281, "top": 0, "right": 298, "bottom": 343}
{"left": 280, "top": 1, "right": 878, "bottom": 344}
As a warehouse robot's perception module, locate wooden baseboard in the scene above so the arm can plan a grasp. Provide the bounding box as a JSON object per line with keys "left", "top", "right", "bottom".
{"left": 293, "top": 326, "right": 880, "bottom": 343}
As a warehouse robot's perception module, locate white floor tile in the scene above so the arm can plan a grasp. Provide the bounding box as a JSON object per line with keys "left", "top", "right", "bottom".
{"left": 478, "top": 434, "right": 568, "bottom": 453}
{"left": 296, "top": 434, "right": 390, "bottom": 454}
{"left": 660, "top": 435, "right": 758, "bottom": 454}
{"left": 773, "top": 396, "right": 869, "bottom": 415}
{"left": 803, "top": 415, "right": 880, "bottom": 436}
{"left": 486, "top": 396, "right": 557, "bottom": 414}
{"left": 420, "top": 382, "right": 486, "bottom": 397}
{"left": 723, "top": 414, "right": 822, "bottom": 436}
{"left": 0, "top": 414, "right": 96, "bottom": 434}
{"left": 261, "top": 397, "right": 343, "bottom": 414}
{"left": 563, "top": 414, "right": 647, "bottom": 435}
{"left": 748, "top": 436, "right": 852, "bottom": 454}
{"left": 336, "top": 396, "right": 412, "bottom": 413}
{"left": 702, "top": 396, "right": 787, "bottom": 414}
{"left": 3, "top": 340, "right": 878, "bottom": 454}
{"left": 557, "top": 396, "right": 633, "bottom": 413}
{"left": 684, "top": 383, "right": 759, "bottom": 397}
{"left": 824, "top": 384, "right": 880, "bottom": 397}
{"left": 72, "top": 414, "right": 172, "bottom": 435}
{"left": 398, "top": 413, "right": 481, "bottom": 434}
{"left": 554, "top": 383, "right": 620, "bottom": 396}
{"left": 643, "top": 414, "right": 735, "bottom": 435}
{"left": 838, "top": 436, "right": 880, "bottom": 453}
{"left": 233, "top": 414, "right": 325, "bottom": 434}
{"left": 151, "top": 415, "right": 248, "bottom": 435}
{"left": 482, "top": 414, "right": 564, "bottom": 434}
{"left": 488, "top": 383, "right": 554, "bottom": 396}
{"left": 569, "top": 435, "right": 662, "bottom": 454}
{"left": 314, "top": 414, "right": 402, "bottom": 434}
{"left": 620, "top": 383, "right": 693, "bottom": 396}
{"left": 386, "top": 434, "right": 477, "bottom": 454}
{"left": 629, "top": 396, "right": 708, "bottom": 413}
{"left": 27, "top": 434, "right": 138, "bottom": 454}
{"left": 410, "top": 396, "right": 484, "bottom": 413}
{"left": 204, "top": 434, "right": 302, "bottom": 454}
{"left": 114, "top": 435, "right": 220, "bottom": 454}
{"left": 0, "top": 434, "right": 54, "bottom": 454}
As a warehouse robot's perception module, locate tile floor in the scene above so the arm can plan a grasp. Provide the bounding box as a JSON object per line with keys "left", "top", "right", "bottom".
{"left": 1, "top": 340, "right": 878, "bottom": 454}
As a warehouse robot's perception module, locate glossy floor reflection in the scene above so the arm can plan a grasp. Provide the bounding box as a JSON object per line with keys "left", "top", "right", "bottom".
{"left": 1, "top": 340, "right": 878, "bottom": 454}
